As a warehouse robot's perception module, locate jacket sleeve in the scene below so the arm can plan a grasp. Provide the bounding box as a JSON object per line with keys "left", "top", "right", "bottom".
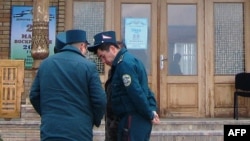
{"left": 29, "top": 71, "right": 41, "bottom": 115}
{"left": 88, "top": 64, "right": 107, "bottom": 127}
{"left": 118, "top": 61, "right": 154, "bottom": 120}
{"left": 148, "top": 89, "right": 158, "bottom": 111}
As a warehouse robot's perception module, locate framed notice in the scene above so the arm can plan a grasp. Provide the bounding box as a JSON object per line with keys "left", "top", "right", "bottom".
{"left": 124, "top": 18, "right": 148, "bottom": 49}
{"left": 11, "top": 6, "right": 57, "bottom": 69}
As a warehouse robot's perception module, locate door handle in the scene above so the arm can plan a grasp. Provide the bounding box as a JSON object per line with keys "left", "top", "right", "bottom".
{"left": 160, "top": 55, "right": 167, "bottom": 70}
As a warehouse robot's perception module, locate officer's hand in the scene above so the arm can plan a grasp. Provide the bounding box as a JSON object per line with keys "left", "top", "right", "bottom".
{"left": 152, "top": 111, "right": 160, "bottom": 124}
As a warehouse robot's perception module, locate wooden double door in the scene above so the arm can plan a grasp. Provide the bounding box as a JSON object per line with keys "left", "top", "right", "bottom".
{"left": 113, "top": 0, "right": 250, "bottom": 118}
{"left": 66, "top": 0, "right": 250, "bottom": 118}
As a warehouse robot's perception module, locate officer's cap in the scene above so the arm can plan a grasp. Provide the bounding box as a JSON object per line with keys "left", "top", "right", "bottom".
{"left": 66, "top": 29, "right": 89, "bottom": 45}
{"left": 88, "top": 31, "right": 116, "bottom": 52}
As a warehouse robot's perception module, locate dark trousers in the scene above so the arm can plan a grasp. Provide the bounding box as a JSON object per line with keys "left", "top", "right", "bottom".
{"left": 117, "top": 113, "right": 152, "bottom": 141}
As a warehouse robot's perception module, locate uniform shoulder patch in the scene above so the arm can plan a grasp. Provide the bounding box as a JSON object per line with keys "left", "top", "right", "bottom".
{"left": 122, "top": 74, "right": 131, "bottom": 87}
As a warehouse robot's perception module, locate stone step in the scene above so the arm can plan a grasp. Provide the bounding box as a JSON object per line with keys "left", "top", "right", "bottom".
{"left": 2, "top": 118, "right": 249, "bottom": 131}
{"left": 152, "top": 118, "right": 250, "bottom": 130}
{"left": 0, "top": 130, "right": 223, "bottom": 141}
{"left": 93, "top": 117, "right": 250, "bottom": 131}
{"left": 20, "top": 105, "right": 250, "bottom": 131}
{"left": 1, "top": 118, "right": 249, "bottom": 141}
{"left": 2, "top": 110, "right": 250, "bottom": 141}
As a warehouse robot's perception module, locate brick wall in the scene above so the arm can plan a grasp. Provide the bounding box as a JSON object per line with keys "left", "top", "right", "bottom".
{"left": 0, "top": 0, "right": 66, "bottom": 105}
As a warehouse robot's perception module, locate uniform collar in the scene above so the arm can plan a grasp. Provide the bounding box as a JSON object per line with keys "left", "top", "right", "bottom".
{"left": 60, "top": 45, "right": 86, "bottom": 58}
{"left": 112, "top": 48, "right": 127, "bottom": 66}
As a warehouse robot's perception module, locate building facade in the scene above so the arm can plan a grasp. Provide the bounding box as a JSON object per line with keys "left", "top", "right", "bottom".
{"left": 0, "top": 0, "right": 250, "bottom": 119}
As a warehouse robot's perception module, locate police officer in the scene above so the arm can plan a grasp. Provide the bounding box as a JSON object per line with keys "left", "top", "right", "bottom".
{"left": 104, "top": 41, "right": 127, "bottom": 141}
{"left": 88, "top": 31, "right": 160, "bottom": 141}
{"left": 30, "top": 29, "right": 106, "bottom": 141}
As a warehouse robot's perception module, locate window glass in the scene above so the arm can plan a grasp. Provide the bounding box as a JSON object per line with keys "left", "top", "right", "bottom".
{"left": 214, "top": 3, "right": 244, "bottom": 75}
{"left": 168, "top": 5, "right": 197, "bottom": 75}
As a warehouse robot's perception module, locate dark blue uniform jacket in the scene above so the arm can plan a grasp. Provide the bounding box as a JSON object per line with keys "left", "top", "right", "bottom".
{"left": 29, "top": 45, "right": 106, "bottom": 141}
{"left": 111, "top": 48, "right": 157, "bottom": 120}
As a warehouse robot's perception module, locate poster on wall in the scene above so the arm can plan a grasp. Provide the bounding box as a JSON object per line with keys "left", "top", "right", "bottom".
{"left": 11, "top": 6, "right": 56, "bottom": 69}
{"left": 124, "top": 18, "right": 148, "bottom": 49}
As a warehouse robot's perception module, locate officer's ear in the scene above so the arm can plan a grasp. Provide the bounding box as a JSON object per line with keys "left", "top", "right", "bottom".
{"left": 109, "top": 45, "right": 118, "bottom": 54}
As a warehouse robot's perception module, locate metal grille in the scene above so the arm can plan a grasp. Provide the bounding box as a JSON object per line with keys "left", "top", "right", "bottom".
{"left": 214, "top": 3, "right": 244, "bottom": 75}
{"left": 73, "top": 1, "right": 105, "bottom": 74}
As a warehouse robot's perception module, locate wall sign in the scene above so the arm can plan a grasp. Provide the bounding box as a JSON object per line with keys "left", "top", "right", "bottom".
{"left": 125, "top": 18, "right": 148, "bottom": 49}
{"left": 11, "top": 6, "right": 56, "bottom": 69}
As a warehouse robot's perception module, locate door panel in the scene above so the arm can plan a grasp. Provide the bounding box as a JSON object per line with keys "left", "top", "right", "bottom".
{"left": 159, "top": 0, "right": 249, "bottom": 118}
{"left": 159, "top": 0, "right": 205, "bottom": 117}
{"left": 205, "top": 0, "right": 250, "bottom": 117}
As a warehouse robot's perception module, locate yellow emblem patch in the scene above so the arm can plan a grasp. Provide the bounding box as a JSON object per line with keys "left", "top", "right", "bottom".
{"left": 122, "top": 74, "right": 131, "bottom": 87}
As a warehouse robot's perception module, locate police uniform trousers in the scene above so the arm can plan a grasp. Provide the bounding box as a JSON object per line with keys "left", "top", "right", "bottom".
{"left": 117, "top": 113, "right": 152, "bottom": 141}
